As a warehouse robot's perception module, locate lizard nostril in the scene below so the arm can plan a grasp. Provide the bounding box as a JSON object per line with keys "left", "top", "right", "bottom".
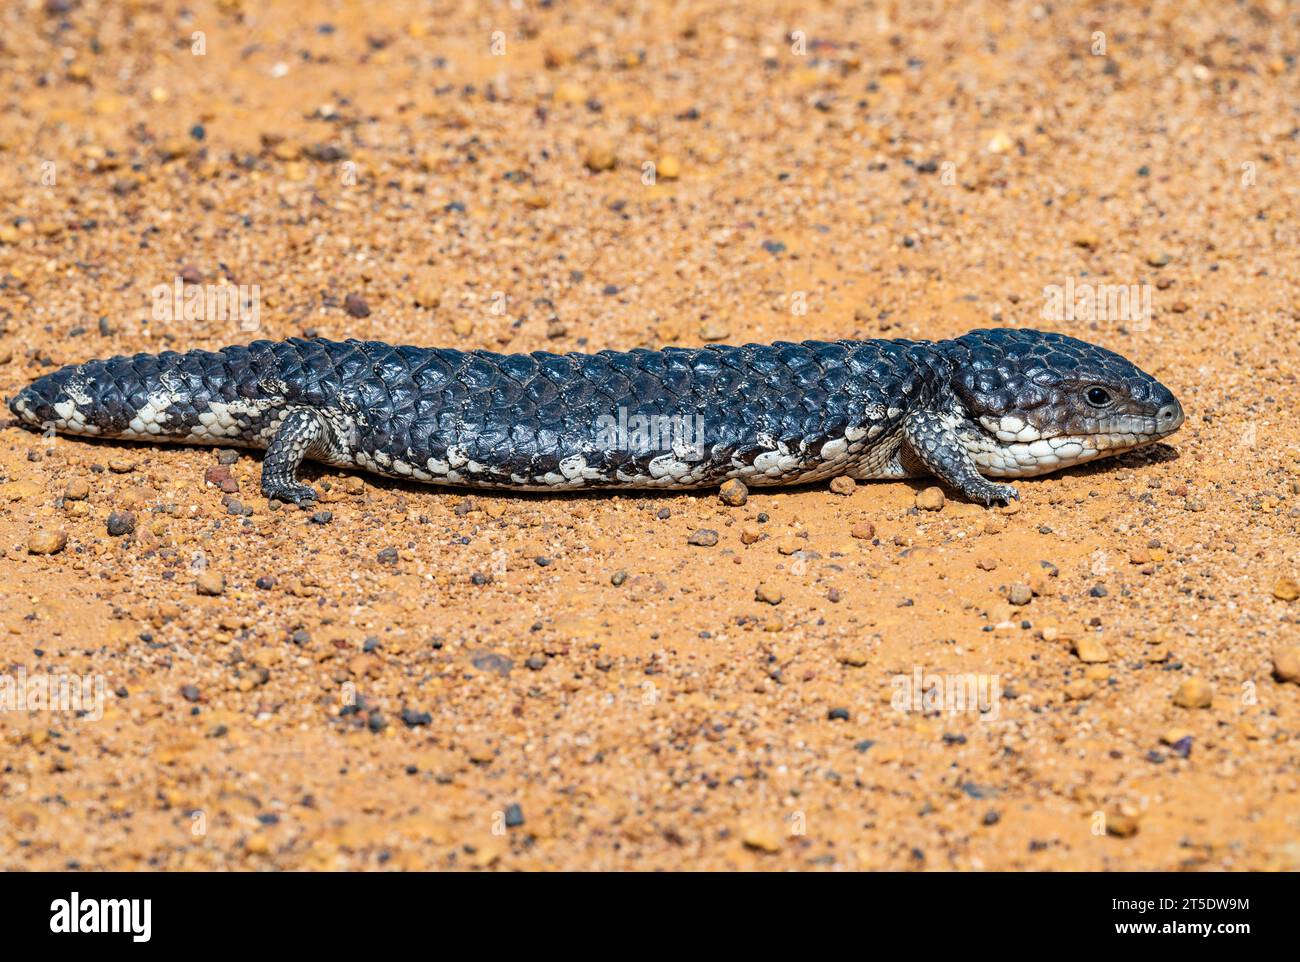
{"left": 1157, "top": 401, "right": 1183, "bottom": 429}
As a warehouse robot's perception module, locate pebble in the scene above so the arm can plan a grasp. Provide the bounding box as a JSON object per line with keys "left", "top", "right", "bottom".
{"left": 344, "top": 293, "right": 371, "bottom": 318}
{"left": 976, "top": 557, "right": 998, "bottom": 571}
{"left": 915, "top": 487, "right": 945, "bottom": 511}
{"left": 741, "top": 823, "right": 782, "bottom": 854}
{"left": 180, "top": 684, "right": 201, "bottom": 702}
{"left": 245, "top": 834, "right": 271, "bottom": 855}
{"left": 687, "top": 529, "right": 719, "bottom": 547}
{"left": 504, "top": 803, "right": 525, "bottom": 828}
{"left": 1006, "top": 584, "right": 1033, "bottom": 606}
{"left": 583, "top": 140, "right": 617, "bottom": 172}
{"left": 740, "top": 524, "right": 763, "bottom": 545}
{"left": 63, "top": 479, "right": 90, "bottom": 501}
{"left": 1271, "top": 646, "right": 1300, "bottom": 684}
{"left": 610, "top": 570, "right": 627, "bottom": 586}
{"left": 1106, "top": 813, "right": 1139, "bottom": 838}
{"left": 986, "top": 130, "right": 1014, "bottom": 154}
{"left": 310, "top": 511, "right": 333, "bottom": 525}
{"left": 205, "top": 465, "right": 239, "bottom": 493}
{"left": 107, "top": 458, "right": 134, "bottom": 474}
{"left": 401, "top": 708, "right": 432, "bottom": 727}
{"left": 829, "top": 476, "right": 856, "bottom": 496}
{"left": 850, "top": 522, "right": 875, "bottom": 540}
{"left": 1063, "top": 679, "right": 1093, "bottom": 700}
{"left": 377, "top": 547, "right": 399, "bottom": 564}
{"left": 413, "top": 284, "right": 441, "bottom": 309}
{"left": 27, "top": 529, "right": 67, "bottom": 555}
{"left": 196, "top": 571, "right": 225, "bottom": 596}
{"left": 657, "top": 154, "right": 681, "bottom": 180}
{"left": 719, "top": 479, "right": 748, "bottom": 506}
{"left": 1073, "top": 636, "right": 1110, "bottom": 663}
{"left": 1272, "top": 576, "right": 1299, "bottom": 602}
{"left": 754, "top": 582, "right": 783, "bottom": 605}
{"left": 105, "top": 511, "right": 136, "bottom": 537}
{"left": 827, "top": 707, "right": 850, "bottom": 721}
{"left": 1172, "top": 677, "right": 1213, "bottom": 709}
{"left": 525, "top": 656, "right": 547, "bottom": 671}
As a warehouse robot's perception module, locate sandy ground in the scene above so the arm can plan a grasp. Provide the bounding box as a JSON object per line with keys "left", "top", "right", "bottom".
{"left": 0, "top": 0, "right": 1298, "bottom": 871}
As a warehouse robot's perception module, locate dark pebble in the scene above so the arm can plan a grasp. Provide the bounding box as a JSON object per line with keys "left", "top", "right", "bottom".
{"left": 106, "top": 511, "right": 136, "bottom": 537}
{"left": 180, "top": 684, "right": 201, "bottom": 702}
{"left": 310, "top": 510, "right": 333, "bottom": 525}
{"left": 525, "top": 655, "right": 547, "bottom": 671}
{"left": 401, "top": 708, "right": 432, "bottom": 727}
{"left": 827, "top": 707, "right": 850, "bottom": 721}
{"left": 687, "top": 528, "right": 719, "bottom": 547}
{"left": 503, "top": 803, "right": 524, "bottom": 828}
{"left": 255, "top": 575, "right": 276, "bottom": 590}
{"left": 344, "top": 293, "right": 371, "bottom": 318}
{"left": 377, "top": 547, "right": 399, "bottom": 564}
{"left": 1090, "top": 584, "right": 1109, "bottom": 598}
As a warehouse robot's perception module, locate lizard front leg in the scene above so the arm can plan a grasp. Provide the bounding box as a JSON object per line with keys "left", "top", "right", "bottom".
{"left": 903, "top": 409, "right": 1019, "bottom": 506}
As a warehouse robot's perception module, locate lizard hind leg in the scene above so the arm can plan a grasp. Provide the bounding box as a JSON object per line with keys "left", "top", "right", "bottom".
{"left": 902, "top": 409, "right": 1019, "bottom": 506}
{"left": 260, "top": 407, "right": 332, "bottom": 505}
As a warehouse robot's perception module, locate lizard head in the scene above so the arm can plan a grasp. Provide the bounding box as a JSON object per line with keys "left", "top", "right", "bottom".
{"left": 940, "top": 328, "right": 1184, "bottom": 478}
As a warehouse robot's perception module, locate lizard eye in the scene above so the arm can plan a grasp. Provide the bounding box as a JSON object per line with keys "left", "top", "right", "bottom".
{"left": 1085, "top": 387, "right": 1113, "bottom": 408}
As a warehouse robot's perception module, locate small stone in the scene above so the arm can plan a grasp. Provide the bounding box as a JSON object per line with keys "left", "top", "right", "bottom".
{"left": 1272, "top": 576, "right": 1299, "bottom": 601}
{"left": 740, "top": 823, "right": 781, "bottom": 854}
{"left": 27, "top": 529, "right": 67, "bottom": 555}
{"left": 63, "top": 479, "right": 90, "bottom": 501}
{"left": 180, "top": 684, "right": 201, "bottom": 702}
{"left": 827, "top": 707, "right": 850, "bottom": 721}
{"left": 740, "top": 525, "right": 763, "bottom": 545}
{"left": 107, "top": 457, "right": 134, "bottom": 473}
{"left": 377, "top": 547, "right": 399, "bottom": 564}
{"left": 245, "top": 834, "right": 271, "bottom": 855}
{"left": 687, "top": 528, "right": 719, "bottom": 547}
{"left": 719, "top": 479, "right": 748, "bottom": 506}
{"left": 986, "top": 130, "right": 1014, "bottom": 154}
{"left": 829, "top": 476, "right": 856, "bottom": 496}
{"left": 1106, "top": 813, "right": 1139, "bottom": 838}
{"left": 583, "top": 140, "right": 617, "bottom": 172}
{"left": 554, "top": 81, "right": 587, "bottom": 104}
{"left": 1146, "top": 252, "right": 1171, "bottom": 268}
{"left": 179, "top": 264, "right": 203, "bottom": 285}
{"left": 1172, "top": 677, "right": 1213, "bottom": 709}
{"left": 850, "top": 522, "right": 876, "bottom": 540}
{"left": 915, "top": 487, "right": 945, "bottom": 511}
{"left": 1006, "top": 584, "right": 1033, "bottom": 606}
{"left": 503, "top": 803, "right": 525, "bottom": 828}
{"left": 344, "top": 293, "right": 370, "bottom": 318}
{"left": 525, "top": 655, "right": 547, "bottom": 671}
{"left": 1063, "top": 679, "right": 1093, "bottom": 701}
{"left": 755, "top": 582, "right": 783, "bottom": 605}
{"left": 413, "top": 284, "right": 441, "bottom": 309}
{"left": 106, "top": 511, "right": 136, "bottom": 537}
{"left": 656, "top": 154, "right": 681, "bottom": 180}
{"left": 196, "top": 570, "right": 225, "bottom": 596}
{"left": 1073, "top": 636, "right": 1110, "bottom": 663}
{"left": 1272, "top": 646, "right": 1300, "bottom": 684}
{"left": 610, "top": 570, "right": 627, "bottom": 586}
{"left": 976, "top": 556, "right": 998, "bottom": 571}
{"left": 400, "top": 708, "right": 432, "bottom": 727}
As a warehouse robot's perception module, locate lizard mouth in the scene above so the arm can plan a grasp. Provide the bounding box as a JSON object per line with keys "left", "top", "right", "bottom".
{"left": 965, "top": 405, "right": 1184, "bottom": 477}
